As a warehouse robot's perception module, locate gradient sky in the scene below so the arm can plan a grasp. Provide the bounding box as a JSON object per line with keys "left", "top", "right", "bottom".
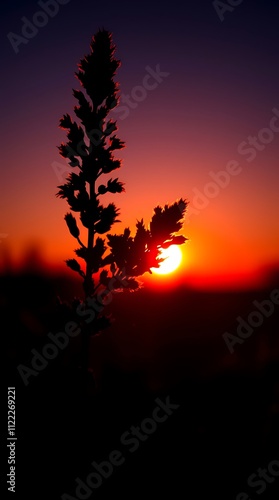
{"left": 1, "top": 0, "right": 279, "bottom": 288}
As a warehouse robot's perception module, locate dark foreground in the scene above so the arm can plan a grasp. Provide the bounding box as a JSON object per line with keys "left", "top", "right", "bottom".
{"left": 4, "top": 270, "right": 279, "bottom": 499}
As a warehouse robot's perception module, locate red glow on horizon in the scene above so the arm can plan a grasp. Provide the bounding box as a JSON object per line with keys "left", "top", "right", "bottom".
{"left": 3, "top": 204, "right": 276, "bottom": 293}
{"left": 0, "top": 238, "right": 277, "bottom": 292}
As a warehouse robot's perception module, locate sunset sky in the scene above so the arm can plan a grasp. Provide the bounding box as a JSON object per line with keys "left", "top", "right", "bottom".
{"left": 1, "top": 0, "right": 279, "bottom": 289}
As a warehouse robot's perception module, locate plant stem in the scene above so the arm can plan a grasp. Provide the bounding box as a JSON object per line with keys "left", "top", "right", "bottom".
{"left": 82, "top": 180, "right": 95, "bottom": 375}
{"left": 85, "top": 180, "right": 95, "bottom": 292}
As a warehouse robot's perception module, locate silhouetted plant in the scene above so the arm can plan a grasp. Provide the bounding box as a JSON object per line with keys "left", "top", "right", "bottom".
{"left": 56, "top": 29, "right": 188, "bottom": 375}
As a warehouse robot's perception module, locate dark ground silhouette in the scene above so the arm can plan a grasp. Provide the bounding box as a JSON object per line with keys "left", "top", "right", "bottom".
{"left": 4, "top": 269, "right": 279, "bottom": 499}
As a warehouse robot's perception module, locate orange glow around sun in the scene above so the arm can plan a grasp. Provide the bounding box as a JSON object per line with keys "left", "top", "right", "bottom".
{"left": 152, "top": 245, "right": 183, "bottom": 275}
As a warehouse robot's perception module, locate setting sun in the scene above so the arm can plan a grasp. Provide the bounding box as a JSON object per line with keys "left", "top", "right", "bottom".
{"left": 152, "top": 245, "right": 183, "bottom": 275}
